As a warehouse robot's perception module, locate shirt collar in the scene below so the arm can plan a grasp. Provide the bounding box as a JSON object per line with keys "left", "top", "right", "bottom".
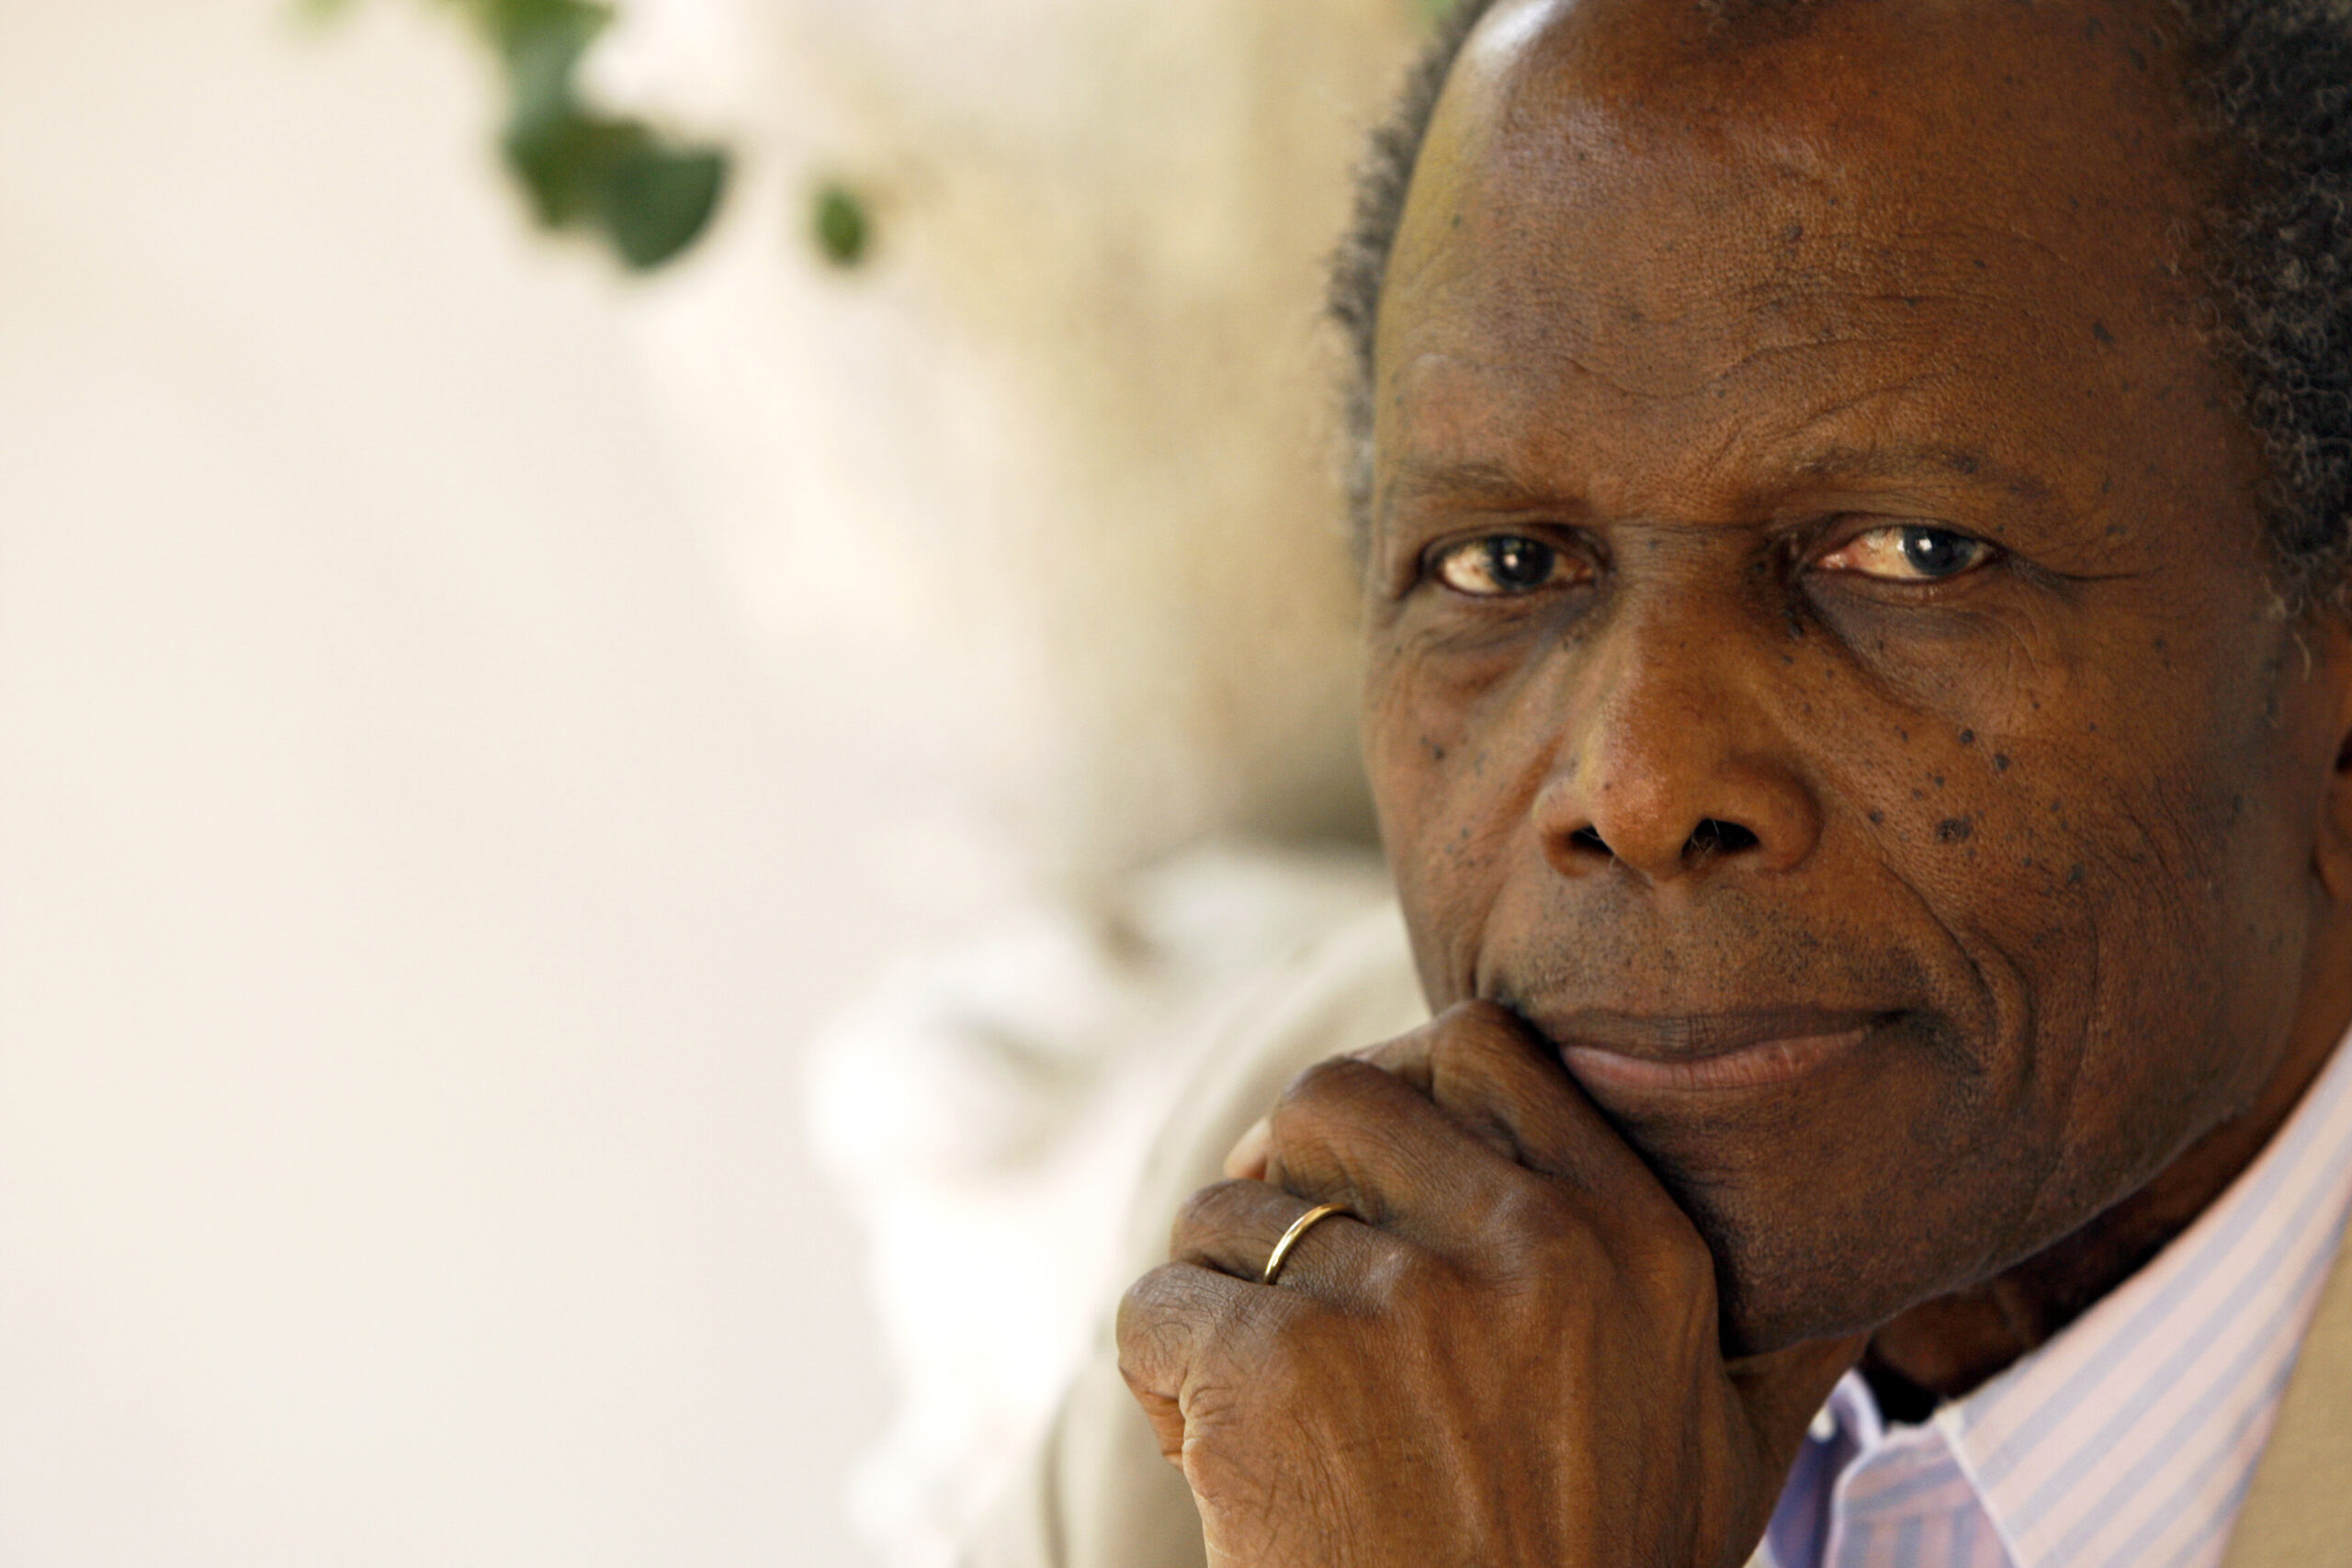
{"left": 1937, "top": 1028, "right": 2352, "bottom": 1566}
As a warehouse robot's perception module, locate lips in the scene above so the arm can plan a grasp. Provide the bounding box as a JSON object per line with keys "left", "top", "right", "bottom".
{"left": 1535, "top": 1006, "right": 1896, "bottom": 1093}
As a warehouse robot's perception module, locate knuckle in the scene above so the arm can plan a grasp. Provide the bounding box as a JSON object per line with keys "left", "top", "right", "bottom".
{"left": 1170, "top": 1179, "right": 1251, "bottom": 1246}
{"left": 1433, "top": 998, "right": 1528, "bottom": 1058}
{"left": 1429, "top": 1000, "right": 1545, "bottom": 1094}
{"left": 1119, "top": 1262, "right": 1205, "bottom": 1335}
{"left": 1350, "top": 1018, "right": 1439, "bottom": 1080}
{"left": 1115, "top": 1262, "right": 1178, "bottom": 1333}
{"left": 1641, "top": 1229, "right": 1722, "bottom": 1309}
{"left": 1356, "top": 1240, "right": 1447, "bottom": 1314}
{"left": 1465, "top": 1179, "right": 1617, "bottom": 1294}
{"left": 1268, "top": 1056, "right": 1378, "bottom": 1144}
{"left": 1483, "top": 1176, "right": 1584, "bottom": 1250}
{"left": 1116, "top": 1268, "right": 1205, "bottom": 1381}
{"left": 1277, "top": 1055, "right": 1368, "bottom": 1111}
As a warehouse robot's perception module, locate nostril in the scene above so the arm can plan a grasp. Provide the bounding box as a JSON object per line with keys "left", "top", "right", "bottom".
{"left": 1685, "top": 818, "right": 1759, "bottom": 860}
{"left": 1568, "top": 825, "right": 1610, "bottom": 856}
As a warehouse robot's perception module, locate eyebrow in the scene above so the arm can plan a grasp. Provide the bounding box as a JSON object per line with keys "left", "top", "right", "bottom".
{"left": 1382, "top": 443, "right": 2055, "bottom": 517}
{"left": 1383, "top": 458, "right": 1576, "bottom": 513}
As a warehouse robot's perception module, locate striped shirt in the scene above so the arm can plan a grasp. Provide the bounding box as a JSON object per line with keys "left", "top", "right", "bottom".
{"left": 1763, "top": 1030, "right": 2352, "bottom": 1568}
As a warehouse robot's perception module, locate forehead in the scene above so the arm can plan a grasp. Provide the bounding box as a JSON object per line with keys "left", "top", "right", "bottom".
{"left": 1376, "top": 0, "right": 2222, "bottom": 518}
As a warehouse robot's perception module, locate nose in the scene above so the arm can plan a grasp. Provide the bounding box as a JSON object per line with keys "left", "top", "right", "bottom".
{"left": 1532, "top": 613, "right": 1823, "bottom": 886}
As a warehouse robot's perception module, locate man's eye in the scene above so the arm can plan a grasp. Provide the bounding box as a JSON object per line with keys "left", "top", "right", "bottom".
{"left": 1433, "top": 535, "right": 1568, "bottom": 596}
{"left": 1815, "top": 524, "right": 1994, "bottom": 583}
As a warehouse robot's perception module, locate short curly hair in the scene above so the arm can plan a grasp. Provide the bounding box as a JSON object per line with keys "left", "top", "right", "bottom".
{"left": 1329, "top": 0, "right": 2352, "bottom": 611}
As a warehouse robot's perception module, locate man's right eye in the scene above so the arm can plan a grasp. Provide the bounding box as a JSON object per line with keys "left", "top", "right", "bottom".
{"left": 1433, "top": 535, "right": 1569, "bottom": 596}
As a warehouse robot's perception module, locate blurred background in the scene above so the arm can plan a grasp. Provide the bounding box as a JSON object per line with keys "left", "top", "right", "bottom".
{"left": 0, "top": 1, "right": 1429, "bottom": 1562}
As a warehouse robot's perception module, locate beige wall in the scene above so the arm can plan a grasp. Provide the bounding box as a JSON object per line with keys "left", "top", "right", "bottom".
{"left": 0, "top": 1, "right": 1430, "bottom": 1562}
{"left": 608, "top": 0, "right": 1419, "bottom": 894}
{"left": 0, "top": 4, "right": 901, "bottom": 1562}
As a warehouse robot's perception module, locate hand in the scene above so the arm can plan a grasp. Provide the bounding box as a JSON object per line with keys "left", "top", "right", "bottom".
{"left": 1115, "top": 1001, "right": 1862, "bottom": 1568}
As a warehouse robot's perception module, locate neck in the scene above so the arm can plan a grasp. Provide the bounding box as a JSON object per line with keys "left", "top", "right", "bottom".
{"left": 1866, "top": 964, "right": 2352, "bottom": 1418}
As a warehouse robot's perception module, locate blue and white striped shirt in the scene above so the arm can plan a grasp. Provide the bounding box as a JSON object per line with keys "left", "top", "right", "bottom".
{"left": 1763, "top": 1030, "right": 2352, "bottom": 1568}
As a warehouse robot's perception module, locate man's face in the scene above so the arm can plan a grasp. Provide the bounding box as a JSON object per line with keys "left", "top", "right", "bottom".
{"left": 1363, "top": 0, "right": 2351, "bottom": 1352}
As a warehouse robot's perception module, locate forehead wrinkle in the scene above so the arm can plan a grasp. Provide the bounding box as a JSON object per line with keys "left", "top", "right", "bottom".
{"left": 1446, "top": 30, "right": 2188, "bottom": 321}
{"left": 1397, "top": 304, "right": 1946, "bottom": 423}
{"left": 1471, "top": 253, "right": 2075, "bottom": 388}
{"left": 1387, "top": 333, "right": 1965, "bottom": 496}
{"left": 1388, "top": 261, "right": 2110, "bottom": 507}
{"left": 1434, "top": 232, "right": 2079, "bottom": 415}
{"left": 1387, "top": 29, "right": 2173, "bottom": 439}
{"left": 1772, "top": 443, "right": 2052, "bottom": 504}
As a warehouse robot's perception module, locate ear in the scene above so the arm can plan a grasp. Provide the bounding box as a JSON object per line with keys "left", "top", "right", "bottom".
{"left": 2312, "top": 616, "right": 2352, "bottom": 904}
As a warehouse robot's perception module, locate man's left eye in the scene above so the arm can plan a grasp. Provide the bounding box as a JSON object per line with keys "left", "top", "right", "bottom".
{"left": 1815, "top": 524, "right": 1994, "bottom": 583}
{"left": 1433, "top": 535, "right": 1569, "bottom": 596}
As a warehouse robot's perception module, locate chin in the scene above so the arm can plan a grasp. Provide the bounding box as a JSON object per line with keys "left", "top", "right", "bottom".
{"left": 1671, "top": 1170, "right": 2003, "bottom": 1359}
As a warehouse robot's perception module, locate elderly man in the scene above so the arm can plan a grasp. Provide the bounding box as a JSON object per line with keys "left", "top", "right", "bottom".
{"left": 974, "top": 0, "right": 2352, "bottom": 1563}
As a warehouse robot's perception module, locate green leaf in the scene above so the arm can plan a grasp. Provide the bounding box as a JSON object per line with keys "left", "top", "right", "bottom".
{"left": 812, "top": 185, "right": 870, "bottom": 269}
{"left": 503, "top": 111, "right": 638, "bottom": 225}
{"left": 311, "top": 0, "right": 729, "bottom": 273}
{"left": 482, "top": 0, "right": 610, "bottom": 129}
{"left": 601, "top": 146, "right": 729, "bottom": 270}
{"left": 502, "top": 109, "right": 728, "bottom": 268}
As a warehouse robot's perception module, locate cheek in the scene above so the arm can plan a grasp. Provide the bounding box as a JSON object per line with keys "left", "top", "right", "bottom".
{"left": 1855, "top": 683, "right": 2323, "bottom": 1215}
{"left": 1694, "top": 609, "right": 2320, "bottom": 1232}
{"left": 1361, "top": 631, "right": 1542, "bottom": 1002}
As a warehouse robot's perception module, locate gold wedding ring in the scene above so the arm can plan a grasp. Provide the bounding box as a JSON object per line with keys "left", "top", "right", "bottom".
{"left": 1259, "top": 1201, "right": 1351, "bottom": 1286}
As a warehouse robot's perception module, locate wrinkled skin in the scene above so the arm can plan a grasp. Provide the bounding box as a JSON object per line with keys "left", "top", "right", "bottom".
{"left": 1125, "top": 1006, "right": 1864, "bottom": 1566}
{"left": 1117, "top": 0, "right": 2352, "bottom": 1562}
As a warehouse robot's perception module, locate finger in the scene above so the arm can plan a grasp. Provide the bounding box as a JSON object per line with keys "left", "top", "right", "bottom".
{"left": 1222, "top": 1043, "right": 1388, "bottom": 1179}
{"left": 1351, "top": 1017, "right": 1523, "bottom": 1168}
{"left": 1358, "top": 1000, "right": 1668, "bottom": 1206}
{"left": 1170, "top": 1179, "right": 1396, "bottom": 1303}
{"left": 1259, "top": 1054, "right": 1524, "bottom": 1248}
{"left": 1115, "top": 1260, "right": 1294, "bottom": 1466}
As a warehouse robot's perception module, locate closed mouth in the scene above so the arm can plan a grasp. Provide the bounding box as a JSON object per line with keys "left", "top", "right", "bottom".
{"left": 1543, "top": 1008, "right": 1896, "bottom": 1093}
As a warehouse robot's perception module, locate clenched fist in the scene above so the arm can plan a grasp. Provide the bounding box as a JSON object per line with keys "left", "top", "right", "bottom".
{"left": 1115, "top": 1003, "right": 1862, "bottom": 1568}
